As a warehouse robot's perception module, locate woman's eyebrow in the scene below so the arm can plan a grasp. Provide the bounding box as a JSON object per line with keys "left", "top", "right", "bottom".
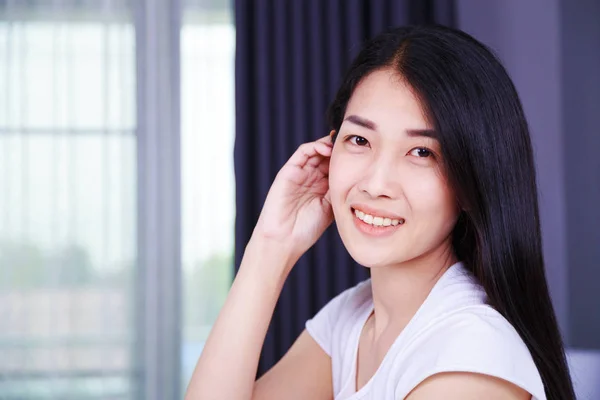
{"left": 406, "top": 128, "right": 438, "bottom": 140}
{"left": 344, "top": 115, "right": 378, "bottom": 130}
{"left": 344, "top": 114, "right": 438, "bottom": 140}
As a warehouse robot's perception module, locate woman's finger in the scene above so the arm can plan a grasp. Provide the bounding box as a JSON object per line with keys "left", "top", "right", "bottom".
{"left": 323, "top": 189, "right": 331, "bottom": 204}
{"left": 306, "top": 143, "right": 333, "bottom": 167}
{"left": 306, "top": 152, "right": 331, "bottom": 168}
{"left": 317, "top": 159, "right": 330, "bottom": 176}
{"left": 317, "top": 133, "right": 334, "bottom": 145}
{"left": 288, "top": 141, "right": 332, "bottom": 168}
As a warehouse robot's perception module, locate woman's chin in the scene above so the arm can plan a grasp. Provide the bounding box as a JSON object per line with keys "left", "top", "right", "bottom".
{"left": 345, "top": 248, "right": 403, "bottom": 269}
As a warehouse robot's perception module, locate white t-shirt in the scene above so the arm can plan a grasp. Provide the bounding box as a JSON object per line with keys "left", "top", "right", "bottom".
{"left": 305, "top": 261, "right": 546, "bottom": 400}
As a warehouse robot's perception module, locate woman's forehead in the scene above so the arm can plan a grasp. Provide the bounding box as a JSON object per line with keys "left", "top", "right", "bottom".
{"left": 345, "top": 70, "right": 432, "bottom": 133}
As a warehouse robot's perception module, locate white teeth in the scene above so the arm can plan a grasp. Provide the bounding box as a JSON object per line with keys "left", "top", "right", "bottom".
{"left": 354, "top": 208, "right": 403, "bottom": 227}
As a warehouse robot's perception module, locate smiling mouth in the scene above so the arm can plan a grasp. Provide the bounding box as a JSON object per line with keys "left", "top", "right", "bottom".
{"left": 351, "top": 207, "right": 405, "bottom": 227}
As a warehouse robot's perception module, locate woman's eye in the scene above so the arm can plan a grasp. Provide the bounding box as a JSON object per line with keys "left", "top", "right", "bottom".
{"left": 409, "top": 147, "right": 434, "bottom": 158}
{"left": 348, "top": 135, "right": 370, "bottom": 147}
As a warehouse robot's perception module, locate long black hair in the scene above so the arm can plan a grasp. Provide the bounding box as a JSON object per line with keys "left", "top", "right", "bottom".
{"left": 327, "top": 25, "right": 575, "bottom": 400}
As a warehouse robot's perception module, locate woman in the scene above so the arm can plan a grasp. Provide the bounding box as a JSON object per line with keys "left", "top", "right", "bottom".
{"left": 186, "top": 25, "right": 575, "bottom": 400}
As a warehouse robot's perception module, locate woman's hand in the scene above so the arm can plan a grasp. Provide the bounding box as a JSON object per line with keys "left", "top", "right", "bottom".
{"left": 251, "top": 134, "right": 334, "bottom": 263}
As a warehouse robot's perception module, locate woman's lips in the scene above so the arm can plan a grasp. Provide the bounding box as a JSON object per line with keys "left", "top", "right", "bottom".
{"left": 352, "top": 208, "right": 403, "bottom": 237}
{"left": 350, "top": 203, "right": 404, "bottom": 221}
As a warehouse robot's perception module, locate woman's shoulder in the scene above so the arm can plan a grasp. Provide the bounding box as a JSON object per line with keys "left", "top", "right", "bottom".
{"left": 395, "top": 305, "right": 546, "bottom": 399}
{"left": 422, "top": 305, "right": 536, "bottom": 360}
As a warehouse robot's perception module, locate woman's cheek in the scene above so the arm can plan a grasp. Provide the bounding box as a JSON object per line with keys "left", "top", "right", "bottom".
{"left": 327, "top": 152, "right": 343, "bottom": 199}
{"left": 405, "top": 172, "right": 444, "bottom": 203}
{"left": 409, "top": 174, "right": 457, "bottom": 218}
{"left": 335, "top": 151, "right": 364, "bottom": 177}
{"left": 329, "top": 152, "right": 359, "bottom": 199}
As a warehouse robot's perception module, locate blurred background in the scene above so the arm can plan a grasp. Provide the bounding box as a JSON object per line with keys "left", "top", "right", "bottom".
{"left": 0, "top": 0, "right": 598, "bottom": 399}
{"left": 0, "top": 0, "right": 234, "bottom": 398}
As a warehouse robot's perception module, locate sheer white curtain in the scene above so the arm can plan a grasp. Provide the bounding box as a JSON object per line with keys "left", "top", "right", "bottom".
{"left": 0, "top": 0, "right": 235, "bottom": 398}
{"left": 180, "top": 0, "right": 235, "bottom": 390}
{"left": 0, "top": 1, "right": 137, "bottom": 398}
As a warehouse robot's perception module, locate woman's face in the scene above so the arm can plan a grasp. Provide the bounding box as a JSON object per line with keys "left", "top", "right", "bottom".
{"left": 329, "top": 69, "right": 459, "bottom": 268}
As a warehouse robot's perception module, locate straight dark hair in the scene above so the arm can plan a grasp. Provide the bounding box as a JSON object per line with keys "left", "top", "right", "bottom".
{"left": 327, "top": 25, "right": 575, "bottom": 400}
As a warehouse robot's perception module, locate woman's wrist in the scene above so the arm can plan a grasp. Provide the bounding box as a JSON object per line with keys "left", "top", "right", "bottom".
{"left": 241, "top": 234, "right": 300, "bottom": 284}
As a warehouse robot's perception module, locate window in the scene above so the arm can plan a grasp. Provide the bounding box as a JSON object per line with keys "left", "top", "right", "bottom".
{"left": 0, "top": 0, "right": 235, "bottom": 398}
{"left": 0, "top": 2, "right": 137, "bottom": 397}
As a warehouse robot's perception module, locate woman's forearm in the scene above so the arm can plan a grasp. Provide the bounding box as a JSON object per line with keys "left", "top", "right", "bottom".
{"left": 184, "top": 238, "right": 296, "bottom": 400}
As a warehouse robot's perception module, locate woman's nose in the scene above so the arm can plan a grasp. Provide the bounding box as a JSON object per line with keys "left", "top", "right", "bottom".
{"left": 357, "top": 157, "right": 401, "bottom": 200}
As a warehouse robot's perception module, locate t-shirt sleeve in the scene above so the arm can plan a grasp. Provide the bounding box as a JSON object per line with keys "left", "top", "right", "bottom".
{"left": 396, "top": 309, "right": 547, "bottom": 400}
{"left": 304, "top": 285, "right": 358, "bottom": 357}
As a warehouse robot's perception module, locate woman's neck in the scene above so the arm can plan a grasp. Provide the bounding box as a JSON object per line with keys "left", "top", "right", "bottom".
{"left": 367, "top": 245, "right": 458, "bottom": 340}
